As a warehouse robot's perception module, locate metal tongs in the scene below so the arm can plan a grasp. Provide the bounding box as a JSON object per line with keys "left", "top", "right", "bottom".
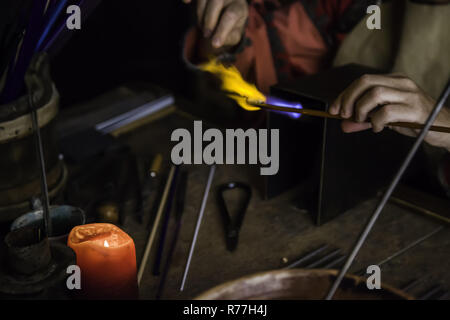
{"left": 217, "top": 182, "right": 252, "bottom": 252}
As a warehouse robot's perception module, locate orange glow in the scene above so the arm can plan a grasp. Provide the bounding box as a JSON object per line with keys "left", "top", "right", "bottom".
{"left": 200, "top": 59, "right": 265, "bottom": 111}
{"left": 68, "top": 223, "right": 138, "bottom": 299}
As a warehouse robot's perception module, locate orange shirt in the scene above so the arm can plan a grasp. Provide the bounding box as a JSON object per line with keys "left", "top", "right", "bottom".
{"left": 184, "top": 0, "right": 358, "bottom": 94}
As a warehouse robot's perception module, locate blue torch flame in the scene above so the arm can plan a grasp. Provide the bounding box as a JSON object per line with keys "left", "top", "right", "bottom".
{"left": 265, "top": 96, "right": 303, "bottom": 119}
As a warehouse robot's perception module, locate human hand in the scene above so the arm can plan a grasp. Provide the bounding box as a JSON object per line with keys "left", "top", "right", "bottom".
{"left": 182, "top": 0, "right": 248, "bottom": 49}
{"left": 329, "top": 74, "right": 450, "bottom": 151}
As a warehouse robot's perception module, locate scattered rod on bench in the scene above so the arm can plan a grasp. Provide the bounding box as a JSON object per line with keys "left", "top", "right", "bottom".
{"left": 156, "top": 170, "right": 188, "bottom": 299}
{"left": 283, "top": 245, "right": 328, "bottom": 269}
{"left": 355, "top": 226, "right": 444, "bottom": 276}
{"left": 401, "top": 279, "right": 422, "bottom": 292}
{"left": 153, "top": 166, "right": 180, "bottom": 275}
{"left": 180, "top": 165, "right": 216, "bottom": 291}
{"left": 326, "top": 78, "right": 450, "bottom": 300}
{"left": 419, "top": 285, "right": 443, "bottom": 300}
{"left": 138, "top": 165, "right": 176, "bottom": 285}
{"left": 25, "top": 67, "right": 51, "bottom": 237}
{"left": 323, "top": 255, "right": 346, "bottom": 269}
{"left": 304, "top": 249, "right": 341, "bottom": 269}
{"left": 244, "top": 99, "right": 450, "bottom": 134}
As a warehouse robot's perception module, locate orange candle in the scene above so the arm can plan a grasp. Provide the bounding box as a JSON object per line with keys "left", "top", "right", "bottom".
{"left": 68, "top": 223, "right": 138, "bottom": 299}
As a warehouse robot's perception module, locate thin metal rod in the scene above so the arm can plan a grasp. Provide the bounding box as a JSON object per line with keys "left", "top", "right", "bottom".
{"left": 156, "top": 214, "right": 183, "bottom": 299}
{"left": 138, "top": 165, "right": 176, "bottom": 285}
{"left": 152, "top": 166, "right": 180, "bottom": 275}
{"left": 323, "top": 256, "right": 346, "bottom": 269}
{"left": 156, "top": 170, "right": 188, "bottom": 299}
{"left": 180, "top": 165, "right": 216, "bottom": 291}
{"left": 326, "top": 79, "right": 450, "bottom": 300}
{"left": 376, "top": 226, "right": 444, "bottom": 267}
{"left": 29, "top": 92, "right": 52, "bottom": 237}
{"left": 401, "top": 279, "right": 422, "bottom": 292}
{"left": 355, "top": 226, "right": 444, "bottom": 276}
{"left": 305, "top": 249, "right": 341, "bottom": 269}
{"left": 419, "top": 285, "right": 443, "bottom": 300}
{"left": 246, "top": 101, "right": 450, "bottom": 133}
{"left": 283, "top": 245, "right": 328, "bottom": 269}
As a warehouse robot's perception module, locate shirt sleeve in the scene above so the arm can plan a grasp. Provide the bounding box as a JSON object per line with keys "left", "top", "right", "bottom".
{"left": 183, "top": 0, "right": 358, "bottom": 94}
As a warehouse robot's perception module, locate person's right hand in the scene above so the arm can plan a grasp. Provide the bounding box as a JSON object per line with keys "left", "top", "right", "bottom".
{"left": 182, "top": 0, "right": 249, "bottom": 49}
{"left": 329, "top": 73, "right": 450, "bottom": 152}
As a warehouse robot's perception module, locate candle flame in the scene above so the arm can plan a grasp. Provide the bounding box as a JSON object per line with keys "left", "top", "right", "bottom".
{"left": 104, "top": 240, "right": 109, "bottom": 247}
{"left": 199, "top": 59, "right": 264, "bottom": 111}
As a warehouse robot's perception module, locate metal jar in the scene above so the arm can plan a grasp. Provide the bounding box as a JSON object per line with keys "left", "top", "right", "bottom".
{"left": 0, "top": 55, "right": 67, "bottom": 222}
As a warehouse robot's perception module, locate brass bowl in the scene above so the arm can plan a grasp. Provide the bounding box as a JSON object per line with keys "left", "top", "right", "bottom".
{"left": 196, "top": 269, "right": 412, "bottom": 300}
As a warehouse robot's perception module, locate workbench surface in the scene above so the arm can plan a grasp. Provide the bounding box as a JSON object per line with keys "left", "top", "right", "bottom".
{"left": 117, "top": 109, "right": 449, "bottom": 300}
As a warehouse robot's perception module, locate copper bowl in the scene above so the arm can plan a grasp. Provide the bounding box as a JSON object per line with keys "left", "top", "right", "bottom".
{"left": 196, "top": 269, "right": 412, "bottom": 300}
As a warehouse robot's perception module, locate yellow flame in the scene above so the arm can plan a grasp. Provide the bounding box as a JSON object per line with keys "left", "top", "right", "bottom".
{"left": 199, "top": 59, "right": 264, "bottom": 111}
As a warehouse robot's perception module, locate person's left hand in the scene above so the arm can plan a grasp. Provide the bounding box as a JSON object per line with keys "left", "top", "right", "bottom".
{"left": 182, "top": 0, "right": 249, "bottom": 49}
{"left": 329, "top": 73, "right": 450, "bottom": 151}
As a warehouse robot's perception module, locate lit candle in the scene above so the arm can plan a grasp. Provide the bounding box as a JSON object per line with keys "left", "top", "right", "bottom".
{"left": 68, "top": 223, "right": 138, "bottom": 299}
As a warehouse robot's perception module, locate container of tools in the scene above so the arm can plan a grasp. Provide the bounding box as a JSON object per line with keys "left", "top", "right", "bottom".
{"left": 0, "top": 54, "right": 67, "bottom": 222}
{"left": 10, "top": 205, "right": 86, "bottom": 243}
{"left": 0, "top": 226, "right": 76, "bottom": 299}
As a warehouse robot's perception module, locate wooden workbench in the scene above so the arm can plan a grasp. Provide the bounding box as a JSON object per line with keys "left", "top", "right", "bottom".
{"left": 118, "top": 109, "right": 449, "bottom": 300}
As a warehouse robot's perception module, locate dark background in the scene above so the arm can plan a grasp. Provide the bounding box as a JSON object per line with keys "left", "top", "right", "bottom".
{"left": 52, "top": 1, "right": 193, "bottom": 107}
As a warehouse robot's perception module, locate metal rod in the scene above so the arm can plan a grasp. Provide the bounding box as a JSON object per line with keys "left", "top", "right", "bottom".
{"left": 156, "top": 170, "right": 188, "bottom": 299}
{"left": 323, "top": 255, "right": 346, "bottom": 269}
{"left": 180, "top": 165, "right": 216, "bottom": 291}
{"left": 326, "top": 78, "right": 450, "bottom": 300}
{"left": 419, "top": 285, "right": 443, "bottom": 300}
{"left": 246, "top": 100, "right": 450, "bottom": 133}
{"left": 376, "top": 226, "right": 444, "bottom": 267}
{"left": 401, "top": 279, "right": 422, "bottom": 292}
{"left": 152, "top": 166, "right": 180, "bottom": 275}
{"left": 283, "top": 245, "right": 329, "bottom": 269}
{"left": 138, "top": 165, "right": 176, "bottom": 285}
{"left": 29, "top": 92, "right": 52, "bottom": 237}
{"left": 304, "top": 249, "right": 341, "bottom": 269}
{"left": 355, "top": 226, "right": 444, "bottom": 276}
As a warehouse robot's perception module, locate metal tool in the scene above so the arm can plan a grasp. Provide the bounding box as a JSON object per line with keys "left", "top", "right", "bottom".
{"left": 25, "top": 59, "right": 51, "bottom": 237}
{"left": 138, "top": 165, "right": 176, "bottom": 285}
{"left": 326, "top": 78, "right": 450, "bottom": 300}
{"left": 304, "top": 249, "right": 341, "bottom": 269}
{"left": 283, "top": 245, "right": 329, "bottom": 270}
{"left": 156, "top": 170, "right": 188, "bottom": 299}
{"left": 217, "top": 182, "right": 252, "bottom": 252}
{"left": 245, "top": 98, "right": 450, "bottom": 134}
{"left": 180, "top": 165, "right": 216, "bottom": 291}
{"left": 401, "top": 278, "right": 448, "bottom": 300}
{"left": 153, "top": 166, "right": 180, "bottom": 275}
{"left": 137, "top": 154, "right": 163, "bottom": 224}
{"left": 226, "top": 91, "right": 450, "bottom": 133}
{"left": 355, "top": 226, "right": 444, "bottom": 276}
{"left": 418, "top": 285, "right": 443, "bottom": 300}
{"left": 323, "top": 255, "right": 346, "bottom": 269}
{"left": 401, "top": 278, "right": 422, "bottom": 292}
